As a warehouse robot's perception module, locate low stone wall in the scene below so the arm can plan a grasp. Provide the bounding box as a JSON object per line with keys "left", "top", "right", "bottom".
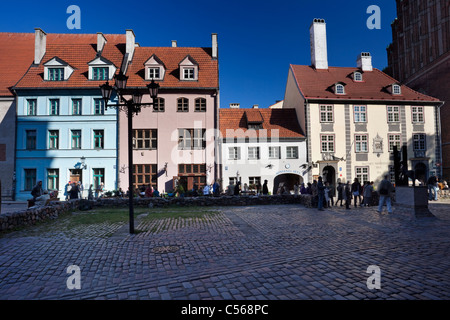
{"left": 0, "top": 194, "right": 313, "bottom": 232}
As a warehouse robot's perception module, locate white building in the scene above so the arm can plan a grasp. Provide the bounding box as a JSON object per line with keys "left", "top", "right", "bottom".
{"left": 219, "top": 106, "right": 308, "bottom": 194}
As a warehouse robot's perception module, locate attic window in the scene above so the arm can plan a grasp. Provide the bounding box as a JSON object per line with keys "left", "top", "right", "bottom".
{"left": 48, "top": 68, "right": 64, "bottom": 81}
{"left": 93, "top": 67, "right": 109, "bottom": 81}
{"left": 335, "top": 83, "right": 345, "bottom": 95}
{"left": 354, "top": 72, "right": 363, "bottom": 82}
{"left": 248, "top": 123, "right": 263, "bottom": 130}
{"left": 148, "top": 67, "right": 161, "bottom": 80}
{"left": 392, "top": 84, "right": 401, "bottom": 95}
{"left": 179, "top": 55, "right": 199, "bottom": 81}
{"left": 183, "top": 67, "right": 195, "bottom": 80}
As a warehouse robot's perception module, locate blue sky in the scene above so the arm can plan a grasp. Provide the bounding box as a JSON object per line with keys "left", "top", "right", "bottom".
{"left": 0, "top": 0, "right": 397, "bottom": 109}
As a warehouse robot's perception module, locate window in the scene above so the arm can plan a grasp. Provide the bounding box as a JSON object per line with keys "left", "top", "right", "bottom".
{"left": 27, "top": 99, "right": 37, "bottom": 115}
{"left": 387, "top": 106, "right": 400, "bottom": 122}
{"left": 268, "top": 146, "right": 281, "bottom": 159}
{"left": 354, "top": 105, "right": 367, "bottom": 122}
{"left": 94, "top": 130, "right": 104, "bottom": 149}
{"left": 92, "top": 168, "right": 104, "bottom": 189}
{"left": 321, "top": 135, "right": 335, "bottom": 152}
{"left": 94, "top": 99, "right": 105, "bottom": 115}
{"left": 388, "top": 134, "right": 401, "bottom": 152}
{"left": 92, "top": 67, "right": 109, "bottom": 81}
{"left": 354, "top": 72, "right": 363, "bottom": 81}
{"left": 412, "top": 106, "right": 424, "bottom": 123}
{"left": 320, "top": 105, "right": 333, "bottom": 122}
{"left": 248, "top": 147, "right": 260, "bottom": 160}
{"left": 229, "top": 177, "right": 238, "bottom": 185}
{"left": 148, "top": 67, "right": 160, "bottom": 80}
{"left": 24, "top": 169, "right": 36, "bottom": 191}
{"left": 133, "top": 129, "right": 157, "bottom": 149}
{"left": 355, "top": 167, "right": 369, "bottom": 183}
{"left": 393, "top": 84, "right": 401, "bottom": 95}
{"left": 195, "top": 98, "right": 206, "bottom": 112}
{"left": 48, "top": 68, "right": 64, "bottom": 81}
{"left": 49, "top": 130, "right": 59, "bottom": 149}
{"left": 26, "top": 130, "right": 36, "bottom": 150}
{"left": 178, "top": 129, "right": 206, "bottom": 150}
{"left": 228, "top": 147, "right": 240, "bottom": 160}
{"left": 47, "top": 169, "right": 59, "bottom": 191}
{"left": 71, "top": 130, "right": 81, "bottom": 149}
{"left": 355, "top": 135, "right": 368, "bottom": 153}
{"left": 133, "top": 164, "right": 157, "bottom": 190}
{"left": 249, "top": 177, "right": 261, "bottom": 188}
{"left": 286, "top": 146, "right": 299, "bottom": 159}
{"left": 153, "top": 97, "right": 165, "bottom": 112}
{"left": 177, "top": 98, "right": 189, "bottom": 112}
{"left": 183, "top": 68, "right": 195, "bottom": 80}
{"left": 335, "top": 84, "right": 345, "bottom": 94}
{"left": 72, "top": 99, "right": 82, "bottom": 115}
{"left": 413, "top": 133, "right": 426, "bottom": 151}
{"left": 49, "top": 99, "right": 60, "bottom": 115}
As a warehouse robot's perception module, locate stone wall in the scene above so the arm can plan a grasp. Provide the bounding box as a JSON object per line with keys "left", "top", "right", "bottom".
{"left": 0, "top": 194, "right": 313, "bottom": 232}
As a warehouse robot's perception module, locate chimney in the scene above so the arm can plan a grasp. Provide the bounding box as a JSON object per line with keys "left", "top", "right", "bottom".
{"left": 357, "top": 52, "right": 373, "bottom": 71}
{"left": 126, "top": 29, "right": 136, "bottom": 62}
{"left": 172, "top": 40, "right": 177, "bottom": 47}
{"left": 34, "top": 28, "right": 47, "bottom": 65}
{"left": 97, "top": 32, "right": 107, "bottom": 53}
{"left": 212, "top": 33, "right": 218, "bottom": 59}
{"left": 229, "top": 103, "right": 240, "bottom": 109}
{"left": 310, "top": 19, "right": 328, "bottom": 70}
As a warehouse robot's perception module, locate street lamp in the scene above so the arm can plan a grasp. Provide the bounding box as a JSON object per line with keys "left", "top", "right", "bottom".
{"left": 100, "top": 71, "right": 160, "bottom": 234}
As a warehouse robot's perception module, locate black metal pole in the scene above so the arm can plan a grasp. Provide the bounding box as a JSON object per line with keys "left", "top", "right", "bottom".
{"left": 127, "top": 105, "right": 135, "bottom": 234}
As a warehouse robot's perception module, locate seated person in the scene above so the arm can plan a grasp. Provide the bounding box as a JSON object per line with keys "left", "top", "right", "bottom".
{"left": 35, "top": 191, "right": 50, "bottom": 206}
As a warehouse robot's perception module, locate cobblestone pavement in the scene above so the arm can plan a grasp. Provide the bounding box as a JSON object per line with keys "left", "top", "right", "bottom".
{"left": 1, "top": 201, "right": 450, "bottom": 300}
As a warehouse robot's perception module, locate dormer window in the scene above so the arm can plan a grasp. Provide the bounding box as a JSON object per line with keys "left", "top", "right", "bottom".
{"left": 179, "top": 55, "right": 199, "bottom": 81}
{"left": 353, "top": 71, "right": 363, "bottom": 82}
{"left": 144, "top": 55, "right": 165, "bottom": 81}
{"left": 43, "top": 57, "right": 74, "bottom": 81}
{"left": 88, "top": 56, "right": 116, "bottom": 81}
{"left": 335, "top": 83, "right": 345, "bottom": 95}
{"left": 48, "top": 68, "right": 64, "bottom": 81}
{"left": 393, "top": 84, "right": 401, "bottom": 95}
{"left": 93, "top": 67, "right": 109, "bottom": 81}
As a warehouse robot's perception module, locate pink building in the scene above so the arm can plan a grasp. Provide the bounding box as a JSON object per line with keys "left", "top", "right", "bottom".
{"left": 118, "top": 32, "right": 219, "bottom": 194}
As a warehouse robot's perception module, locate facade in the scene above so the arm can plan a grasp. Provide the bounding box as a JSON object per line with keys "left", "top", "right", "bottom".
{"left": 283, "top": 19, "right": 442, "bottom": 187}
{"left": 219, "top": 106, "right": 307, "bottom": 194}
{"left": 386, "top": 0, "right": 450, "bottom": 180}
{"left": 0, "top": 33, "right": 36, "bottom": 200}
{"left": 117, "top": 33, "right": 219, "bottom": 194}
{"left": 13, "top": 30, "right": 125, "bottom": 200}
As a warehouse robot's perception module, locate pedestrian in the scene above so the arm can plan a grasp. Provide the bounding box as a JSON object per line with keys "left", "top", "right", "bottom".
{"left": 294, "top": 182, "right": 299, "bottom": 195}
{"left": 311, "top": 180, "right": 318, "bottom": 207}
{"left": 64, "top": 182, "right": 71, "bottom": 201}
{"left": 88, "top": 184, "right": 94, "bottom": 200}
{"left": 336, "top": 182, "right": 343, "bottom": 206}
{"left": 234, "top": 181, "right": 241, "bottom": 195}
{"left": 324, "top": 181, "right": 330, "bottom": 208}
{"left": 351, "top": 178, "right": 362, "bottom": 207}
{"left": 256, "top": 181, "right": 261, "bottom": 195}
{"left": 77, "top": 181, "right": 83, "bottom": 199}
{"left": 428, "top": 174, "right": 439, "bottom": 201}
{"left": 213, "top": 180, "right": 220, "bottom": 196}
{"left": 300, "top": 183, "right": 307, "bottom": 194}
{"left": 203, "top": 184, "right": 211, "bottom": 196}
{"left": 363, "top": 181, "right": 374, "bottom": 206}
{"left": 377, "top": 174, "right": 394, "bottom": 214}
{"left": 145, "top": 184, "right": 153, "bottom": 197}
{"left": 344, "top": 181, "right": 352, "bottom": 210}
{"left": 69, "top": 182, "right": 79, "bottom": 200}
{"left": 317, "top": 177, "right": 325, "bottom": 211}
{"left": 262, "top": 180, "right": 269, "bottom": 195}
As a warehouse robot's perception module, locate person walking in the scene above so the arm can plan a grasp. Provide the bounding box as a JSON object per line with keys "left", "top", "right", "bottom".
{"left": 262, "top": 180, "right": 269, "bottom": 195}
{"left": 363, "top": 181, "right": 374, "bottom": 206}
{"left": 328, "top": 182, "right": 335, "bottom": 206}
{"left": 351, "top": 178, "right": 362, "bottom": 207}
{"left": 317, "top": 176, "right": 325, "bottom": 211}
{"left": 336, "top": 182, "right": 343, "bottom": 206}
{"left": 344, "top": 181, "right": 352, "bottom": 210}
{"left": 427, "top": 174, "right": 438, "bottom": 201}
{"left": 377, "top": 175, "right": 394, "bottom": 214}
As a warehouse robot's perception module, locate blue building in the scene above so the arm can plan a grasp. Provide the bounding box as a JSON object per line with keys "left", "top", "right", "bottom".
{"left": 13, "top": 30, "right": 126, "bottom": 200}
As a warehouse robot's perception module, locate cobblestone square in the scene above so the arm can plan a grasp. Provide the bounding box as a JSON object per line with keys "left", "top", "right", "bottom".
{"left": 1, "top": 201, "right": 450, "bottom": 300}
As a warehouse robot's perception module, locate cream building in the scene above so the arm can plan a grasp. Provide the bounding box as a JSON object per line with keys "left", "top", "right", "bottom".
{"left": 283, "top": 19, "right": 443, "bottom": 187}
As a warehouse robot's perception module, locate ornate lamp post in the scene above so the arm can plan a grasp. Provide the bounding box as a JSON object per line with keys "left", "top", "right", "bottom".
{"left": 100, "top": 71, "right": 159, "bottom": 234}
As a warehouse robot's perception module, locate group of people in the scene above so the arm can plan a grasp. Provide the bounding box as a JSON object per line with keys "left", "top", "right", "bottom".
{"left": 305, "top": 175, "right": 395, "bottom": 213}
{"left": 226, "top": 179, "right": 270, "bottom": 196}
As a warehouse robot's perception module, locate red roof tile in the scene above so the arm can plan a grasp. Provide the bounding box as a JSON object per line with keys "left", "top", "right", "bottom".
{"left": 126, "top": 47, "right": 218, "bottom": 89}
{"left": 14, "top": 33, "right": 126, "bottom": 89}
{"left": 219, "top": 108, "right": 305, "bottom": 139}
{"left": 290, "top": 65, "right": 440, "bottom": 102}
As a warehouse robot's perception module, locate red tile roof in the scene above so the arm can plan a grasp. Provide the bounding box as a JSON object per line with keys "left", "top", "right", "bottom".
{"left": 125, "top": 47, "right": 218, "bottom": 89}
{"left": 244, "top": 109, "right": 264, "bottom": 123}
{"left": 0, "top": 33, "right": 35, "bottom": 96}
{"left": 14, "top": 33, "right": 126, "bottom": 89}
{"left": 290, "top": 65, "right": 440, "bottom": 102}
{"left": 219, "top": 108, "right": 305, "bottom": 139}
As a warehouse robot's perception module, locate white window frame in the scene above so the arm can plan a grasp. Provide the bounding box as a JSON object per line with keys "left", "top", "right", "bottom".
{"left": 387, "top": 106, "right": 400, "bottom": 122}
{"left": 248, "top": 146, "right": 260, "bottom": 160}
{"left": 354, "top": 105, "right": 367, "bottom": 122}
{"left": 321, "top": 135, "right": 335, "bottom": 153}
{"left": 355, "top": 134, "right": 368, "bottom": 153}
{"left": 335, "top": 84, "right": 345, "bottom": 94}
{"left": 286, "top": 146, "right": 298, "bottom": 159}
{"left": 320, "top": 105, "right": 334, "bottom": 122}
{"left": 228, "top": 147, "right": 241, "bottom": 160}
{"left": 412, "top": 106, "right": 424, "bottom": 123}
{"left": 355, "top": 167, "right": 369, "bottom": 183}
{"left": 268, "top": 146, "right": 281, "bottom": 159}
{"left": 388, "top": 134, "right": 401, "bottom": 152}
{"left": 148, "top": 67, "right": 161, "bottom": 80}
{"left": 413, "top": 133, "right": 426, "bottom": 151}
{"left": 393, "top": 84, "right": 401, "bottom": 95}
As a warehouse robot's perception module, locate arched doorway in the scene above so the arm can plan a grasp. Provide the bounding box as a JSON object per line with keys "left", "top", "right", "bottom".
{"left": 273, "top": 174, "right": 303, "bottom": 194}
{"left": 322, "top": 165, "right": 336, "bottom": 186}
{"left": 414, "top": 162, "right": 427, "bottom": 184}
